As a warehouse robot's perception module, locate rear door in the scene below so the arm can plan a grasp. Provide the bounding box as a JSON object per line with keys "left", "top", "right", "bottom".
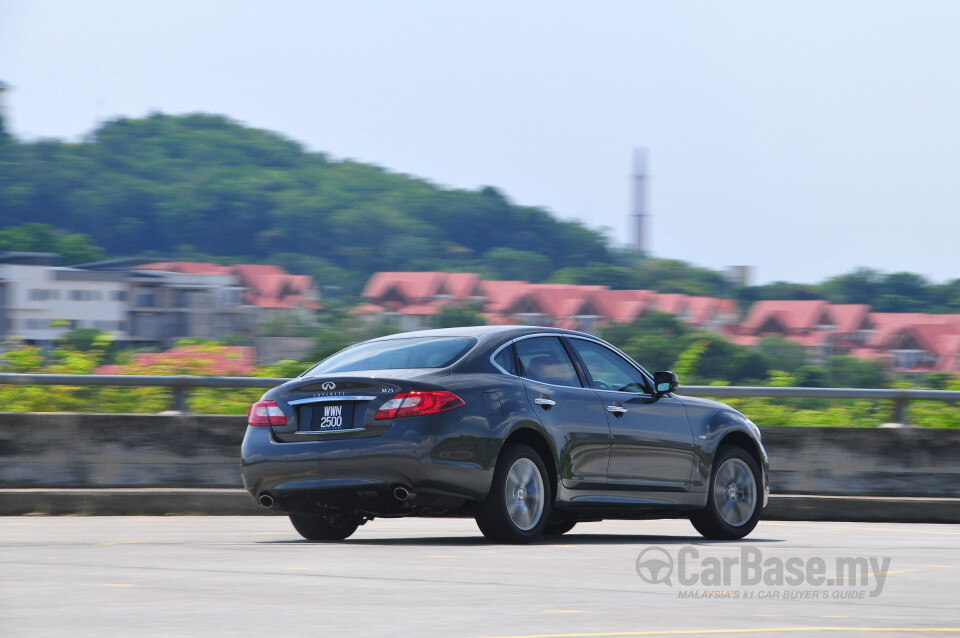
{"left": 566, "top": 337, "right": 697, "bottom": 491}
{"left": 513, "top": 336, "right": 610, "bottom": 487}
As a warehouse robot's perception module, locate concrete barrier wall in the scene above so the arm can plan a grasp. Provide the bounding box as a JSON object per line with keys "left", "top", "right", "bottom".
{"left": 0, "top": 413, "right": 245, "bottom": 488}
{"left": 761, "top": 426, "right": 960, "bottom": 498}
{"left": 2, "top": 413, "right": 959, "bottom": 497}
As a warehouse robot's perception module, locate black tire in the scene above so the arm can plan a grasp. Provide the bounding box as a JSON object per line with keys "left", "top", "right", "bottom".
{"left": 543, "top": 518, "right": 577, "bottom": 536}
{"left": 289, "top": 513, "right": 360, "bottom": 541}
{"left": 690, "top": 445, "right": 762, "bottom": 540}
{"left": 475, "top": 444, "right": 551, "bottom": 544}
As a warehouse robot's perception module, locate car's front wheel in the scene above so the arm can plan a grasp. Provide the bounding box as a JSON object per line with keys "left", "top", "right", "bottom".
{"left": 690, "top": 445, "right": 762, "bottom": 540}
{"left": 476, "top": 444, "right": 551, "bottom": 543}
{"left": 289, "top": 512, "right": 361, "bottom": 541}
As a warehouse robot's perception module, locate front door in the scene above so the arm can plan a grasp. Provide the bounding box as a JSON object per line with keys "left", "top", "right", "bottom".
{"left": 566, "top": 337, "right": 697, "bottom": 491}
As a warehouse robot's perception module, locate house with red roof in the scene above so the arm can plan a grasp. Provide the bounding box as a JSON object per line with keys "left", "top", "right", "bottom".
{"left": 132, "top": 261, "right": 319, "bottom": 342}
{"left": 358, "top": 272, "right": 741, "bottom": 334}
{"left": 356, "top": 272, "right": 484, "bottom": 331}
{"left": 736, "top": 299, "right": 960, "bottom": 372}
{"left": 358, "top": 272, "right": 960, "bottom": 373}
{"left": 735, "top": 300, "right": 839, "bottom": 360}
{"left": 591, "top": 289, "right": 656, "bottom": 325}
{"left": 864, "top": 313, "right": 960, "bottom": 372}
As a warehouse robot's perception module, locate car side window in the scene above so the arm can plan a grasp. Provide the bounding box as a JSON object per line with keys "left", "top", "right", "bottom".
{"left": 493, "top": 344, "right": 517, "bottom": 375}
{"left": 569, "top": 339, "right": 649, "bottom": 394}
{"left": 516, "top": 337, "right": 582, "bottom": 388}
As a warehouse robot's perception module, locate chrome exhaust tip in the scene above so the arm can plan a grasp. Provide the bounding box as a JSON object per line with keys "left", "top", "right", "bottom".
{"left": 258, "top": 493, "right": 275, "bottom": 508}
{"left": 393, "top": 487, "right": 415, "bottom": 501}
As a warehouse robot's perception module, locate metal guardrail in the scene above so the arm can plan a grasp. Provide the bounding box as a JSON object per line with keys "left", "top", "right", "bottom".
{"left": 0, "top": 374, "right": 957, "bottom": 420}
{"left": 679, "top": 386, "right": 960, "bottom": 424}
{"left": 0, "top": 374, "right": 288, "bottom": 412}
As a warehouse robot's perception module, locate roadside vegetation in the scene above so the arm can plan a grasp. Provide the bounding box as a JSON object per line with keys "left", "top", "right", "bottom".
{"left": 1, "top": 317, "right": 957, "bottom": 426}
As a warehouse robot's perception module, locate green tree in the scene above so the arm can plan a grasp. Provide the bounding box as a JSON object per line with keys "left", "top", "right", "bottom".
{"left": 795, "top": 365, "right": 830, "bottom": 387}
{"left": 0, "top": 223, "right": 103, "bottom": 264}
{"left": 827, "top": 356, "right": 887, "bottom": 388}
{"left": 549, "top": 263, "right": 641, "bottom": 289}
{"left": 482, "top": 247, "right": 553, "bottom": 282}
{"left": 437, "top": 303, "right": 486, "bottom": 328}
{"left": 757, "top": 337, "right": 808, "bottom": 373}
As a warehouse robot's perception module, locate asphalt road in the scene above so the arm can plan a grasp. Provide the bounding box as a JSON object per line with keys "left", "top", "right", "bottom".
{"left": 2, "top": 516, "right": 959, "bottom": 638}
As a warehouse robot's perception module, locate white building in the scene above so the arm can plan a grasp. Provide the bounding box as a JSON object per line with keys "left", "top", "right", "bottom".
{"left": 0, "top": 253, "right": 130, "bottom": 345}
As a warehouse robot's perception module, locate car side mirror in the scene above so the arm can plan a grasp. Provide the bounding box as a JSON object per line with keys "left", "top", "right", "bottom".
{"left": 653, "top": 371, "right": 679, "bottom": 397}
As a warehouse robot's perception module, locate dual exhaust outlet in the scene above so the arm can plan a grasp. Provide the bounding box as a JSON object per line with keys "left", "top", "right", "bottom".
{"left": 257, "top": 487, "right": 415, "bottom": 509}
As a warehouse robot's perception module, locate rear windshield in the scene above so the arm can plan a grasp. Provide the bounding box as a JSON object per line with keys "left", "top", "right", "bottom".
{"left": 304, "top": 337, "right": 476, "bottom": 375}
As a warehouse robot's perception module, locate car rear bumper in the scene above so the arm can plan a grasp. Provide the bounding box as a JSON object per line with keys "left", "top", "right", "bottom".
{"left": 240, "top": 423, "right": 490, "bottom": 515}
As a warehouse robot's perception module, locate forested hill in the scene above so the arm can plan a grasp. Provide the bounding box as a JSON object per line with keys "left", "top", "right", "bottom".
{"left": 3, "top": 113, "right": 958, "bottom": 311}
{"left": 0, "top": 113, "right": 613, "bottom": 288}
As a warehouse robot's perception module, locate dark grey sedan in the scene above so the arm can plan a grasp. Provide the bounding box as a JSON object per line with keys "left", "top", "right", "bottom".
{"left": 241, "top": 326, "right": 768, "bottom": 543}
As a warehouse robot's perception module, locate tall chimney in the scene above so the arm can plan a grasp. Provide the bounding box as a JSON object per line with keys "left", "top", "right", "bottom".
{"left": 632, "top": 148, "right": 648, "bottom": 253}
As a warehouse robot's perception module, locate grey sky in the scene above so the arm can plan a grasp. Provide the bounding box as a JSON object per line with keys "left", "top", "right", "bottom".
{"left": 2, "top": 1, "right": 958, "bottom": 284}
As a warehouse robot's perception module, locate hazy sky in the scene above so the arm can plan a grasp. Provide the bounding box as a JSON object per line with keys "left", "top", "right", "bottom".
{"left": 1, "top": 1, "right": 958, "bottom": 284}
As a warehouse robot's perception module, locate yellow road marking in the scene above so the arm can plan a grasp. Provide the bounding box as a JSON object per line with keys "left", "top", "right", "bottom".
{"left": 477, "top": 628, "right": 960, "bottom": 638}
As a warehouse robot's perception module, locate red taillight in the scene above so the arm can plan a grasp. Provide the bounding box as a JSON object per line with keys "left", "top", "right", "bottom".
{"left": 248, "top": 400, "right": 287, "bottom": 426}
{"left": 375, "top": 391, "right": 465, "bottom": 420}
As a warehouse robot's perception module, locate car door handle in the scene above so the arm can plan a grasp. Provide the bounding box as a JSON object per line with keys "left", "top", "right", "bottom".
{"left": 606, "top": 405, "right": 628, "bottom": 415}
{"left": 534, "top": 397, "right": 556, "bottom": 408}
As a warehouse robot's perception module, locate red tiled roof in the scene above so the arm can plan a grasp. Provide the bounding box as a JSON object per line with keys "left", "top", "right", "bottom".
{"left": 362, "top": 272, "right": 483, "bottom": 302}
{"left": 521, "top": 284, "right": 607, "bottom": 319}
{"left": 866, "top": 313, "right": 960, "bottom": 348}
{"left": 829, "top": 304, "right": 871, "bottom": 333}
{"left": 684, "top": 296, "right": 739, "bottom": 325}
{"left": 653, "top": 293, "right": 689, "bottom": 315}
{"left": 362, "top": 271, "right": 441, "bottom": 300}
{"left": 741, "top": 300, "right": 831, "bottom": 333}
{"left": 442, "top": 273, "right": 482, "bottom": 299}
{"left": 591, "top": 289, "right": 655, "bottom": 323}
{"left": 480, "top": 280, "right": 531, "bottom": 313}
{"left": 233, "top": 264, "right": 316, "bottom": 309}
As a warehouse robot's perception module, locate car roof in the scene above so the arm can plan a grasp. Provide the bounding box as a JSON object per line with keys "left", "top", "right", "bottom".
{"left": 365, "top": 325, "right": 594, "bottom": 342}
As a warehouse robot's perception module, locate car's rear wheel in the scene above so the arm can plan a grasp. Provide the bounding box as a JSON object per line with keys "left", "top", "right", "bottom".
{"left": 690, "top": 445, "right": 762, "bottom": 540}
{"left": 289, "top": 512, "right": 360, "bottom": 541}
{"left": 476, "top": 444, "right": 551, "bottom": 543}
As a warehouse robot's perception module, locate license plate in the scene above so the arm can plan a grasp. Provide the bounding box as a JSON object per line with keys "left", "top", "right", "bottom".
{"left": 300, "top": 403, "right": 355, "bottom": 431}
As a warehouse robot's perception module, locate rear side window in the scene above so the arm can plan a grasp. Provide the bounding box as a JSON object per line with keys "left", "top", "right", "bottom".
{"left": 306, "top": 337, "right": 476, "bottom": 375}
{"left": 493, "top": 345, "right": 517, "bottom": 375}
{"left": 516, "top": 337, "right": 582, "bottom": 388}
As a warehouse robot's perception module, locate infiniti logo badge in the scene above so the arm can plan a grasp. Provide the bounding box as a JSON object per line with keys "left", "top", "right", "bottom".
{"left": 321, "top": 382, "right": 336, "bottom": 391}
